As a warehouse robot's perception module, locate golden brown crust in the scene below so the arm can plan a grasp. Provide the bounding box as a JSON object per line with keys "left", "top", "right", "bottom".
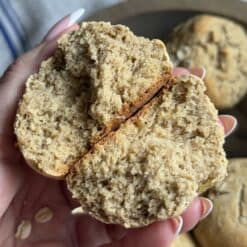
{"left": 16, "top": 134, "right": 72, "bottom": 179}
{"left": 74, "top": 84, "right": 162, "bottom": 161}
{"left": 74, "top": 75, "right": 174, "bottom": 161}
{"left": 90, "top": 72, "right": 172, "bottom": 144}
{"left": 26, "top": 158, "right": 68, "bottom": 179}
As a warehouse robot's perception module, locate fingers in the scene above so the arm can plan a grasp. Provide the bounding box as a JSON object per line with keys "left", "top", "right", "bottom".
{"left": 189, "top": 66, "right": 206, "bottom": 79}
{"left": 173, "top": 67, "right": 238, "bottom": 137}
{"left": 0, "top": 44, "right": 44, "bottom": 136}
{"left": 180, "top": 197, "right": 213, "bottom": 232}
{"left": 101, "top": 217, "right": 183, "bottom": 247}
{"left": 172, "top": 67, "right": 190, "bottom": 77}
{"left": 172, "top": 66, "right": 206, "bottom": 79}
{"left": 219, "top": 115, "right": 237, "bottom": 137}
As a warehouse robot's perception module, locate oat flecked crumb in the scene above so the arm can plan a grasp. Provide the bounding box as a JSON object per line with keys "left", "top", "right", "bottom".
{"left": 15, "top": 220, "right": 32, "bottom": 240}
{"left": 35, "top": 207, "right": 54, "bottom": 223}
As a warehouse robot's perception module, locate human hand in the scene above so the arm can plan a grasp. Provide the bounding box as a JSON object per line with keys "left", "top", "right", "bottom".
{"left": 0, "top": 11, "right": 237, "bottom": 247}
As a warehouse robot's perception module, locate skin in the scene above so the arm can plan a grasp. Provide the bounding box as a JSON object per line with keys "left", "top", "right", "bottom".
{"left": 0, "top": 18, "right": 235, "bottom": 247}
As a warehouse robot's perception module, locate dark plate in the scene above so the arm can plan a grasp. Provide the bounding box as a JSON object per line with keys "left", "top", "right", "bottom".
{"left": 86, "top": 0, "right": 247, "bottom": 158}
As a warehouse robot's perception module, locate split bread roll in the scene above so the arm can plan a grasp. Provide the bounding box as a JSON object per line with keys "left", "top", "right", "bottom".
{"left": 15, "top": 22, "right": 227, "bottom": 228}
{"left": 15, "top": 22, "right": 172, "bottom": 178}
{"left": 67, "top": 75, "right": 227, "bottom": 227}
{"left": 167, "top": 15, "right": 247, "bottom": 109}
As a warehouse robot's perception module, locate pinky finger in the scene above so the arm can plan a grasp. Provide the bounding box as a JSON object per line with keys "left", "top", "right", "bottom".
{"left": 218, "top": 115, "right": 237, "bottom": 137}
{"left": 101, "top": 217, "right": 183, "bottom": 247}
{"left": 181, "top": 197, "right": 213, "bottom": 233}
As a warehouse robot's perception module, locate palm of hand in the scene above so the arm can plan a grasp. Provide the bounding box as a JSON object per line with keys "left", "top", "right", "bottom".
{"left": 0, "top": 134, "right": 111, "bottom": 247}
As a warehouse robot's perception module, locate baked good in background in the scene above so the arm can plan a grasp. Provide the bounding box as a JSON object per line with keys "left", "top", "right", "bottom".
{"left": 167, "top": 14, "right": 247, "bottom": 109}
{"left": 194, "top": 158, "right": 247, "bottom": 247}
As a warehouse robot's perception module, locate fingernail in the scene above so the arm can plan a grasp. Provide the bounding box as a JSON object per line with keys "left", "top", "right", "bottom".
{"left": 67, "top": 8, "right": 85, "bottom": 27}
{"left": 172, "top": 67, "right": 190, "bottom": 76}
{"left": 190, "top": 66, "right": 206, "bottom": 79}
{"left": 219, "top": 115, "right": 238, "bottom": 137}
{"left": 170, "top": 216, "right": 183, "bottom": 237}
{"left": 200, "top": 198, "right": 213, "bottom": 221}
{"left": 44, "top": 8, "right": 84, "bottom": 41}
{"left": 199, "top": 66, "right": 206, "bottom": 79}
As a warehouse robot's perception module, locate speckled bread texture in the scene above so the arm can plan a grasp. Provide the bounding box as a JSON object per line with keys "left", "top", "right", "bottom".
{"left": 194, "top": 158, "right": 247, "bottom": 247}
{"left": 57, "top": 22, "right": 172, "bottom": 137}
{"left": 15, "top": 22, "right": 172, "bottom": 178}
{"left": 171, "top": 234, "right": 196, "bottom": 247}
{"left": 14, "top": 58, "right": 100, "bottom": 177}
{"left": 67, "top": 75, "right": 227, "bottom": 228}
{"left": 167, "top": 15, "right": 247, "bottom": 109}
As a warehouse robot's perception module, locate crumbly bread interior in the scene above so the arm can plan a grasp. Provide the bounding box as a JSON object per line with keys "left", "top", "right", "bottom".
{"left": 67, "top": 75, "right": 227, "bottom": 227}
{"left": 167, "top": 15, "right": 247, "bottom": 109}
{"left": 15, "top": 58, "right": 100, "bottom": 177}
{"left": 15, "top": 22, "right": 171, "bottom": 177}
{"left": 58, "top": 22, "right": 172, "bottom": 128}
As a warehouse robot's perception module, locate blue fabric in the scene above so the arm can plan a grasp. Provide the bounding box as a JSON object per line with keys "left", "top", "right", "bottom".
{"left": 0, "top": 0, "right": 26, "bottom": 60}
{"left": 0, "top": 0, "right": 25, "bottom": 46}
{"left": 0, "top": 19, "right": 18, "bottom": 58}
{"left": 0, "top": 0, "right": 122, "bottom": 75}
